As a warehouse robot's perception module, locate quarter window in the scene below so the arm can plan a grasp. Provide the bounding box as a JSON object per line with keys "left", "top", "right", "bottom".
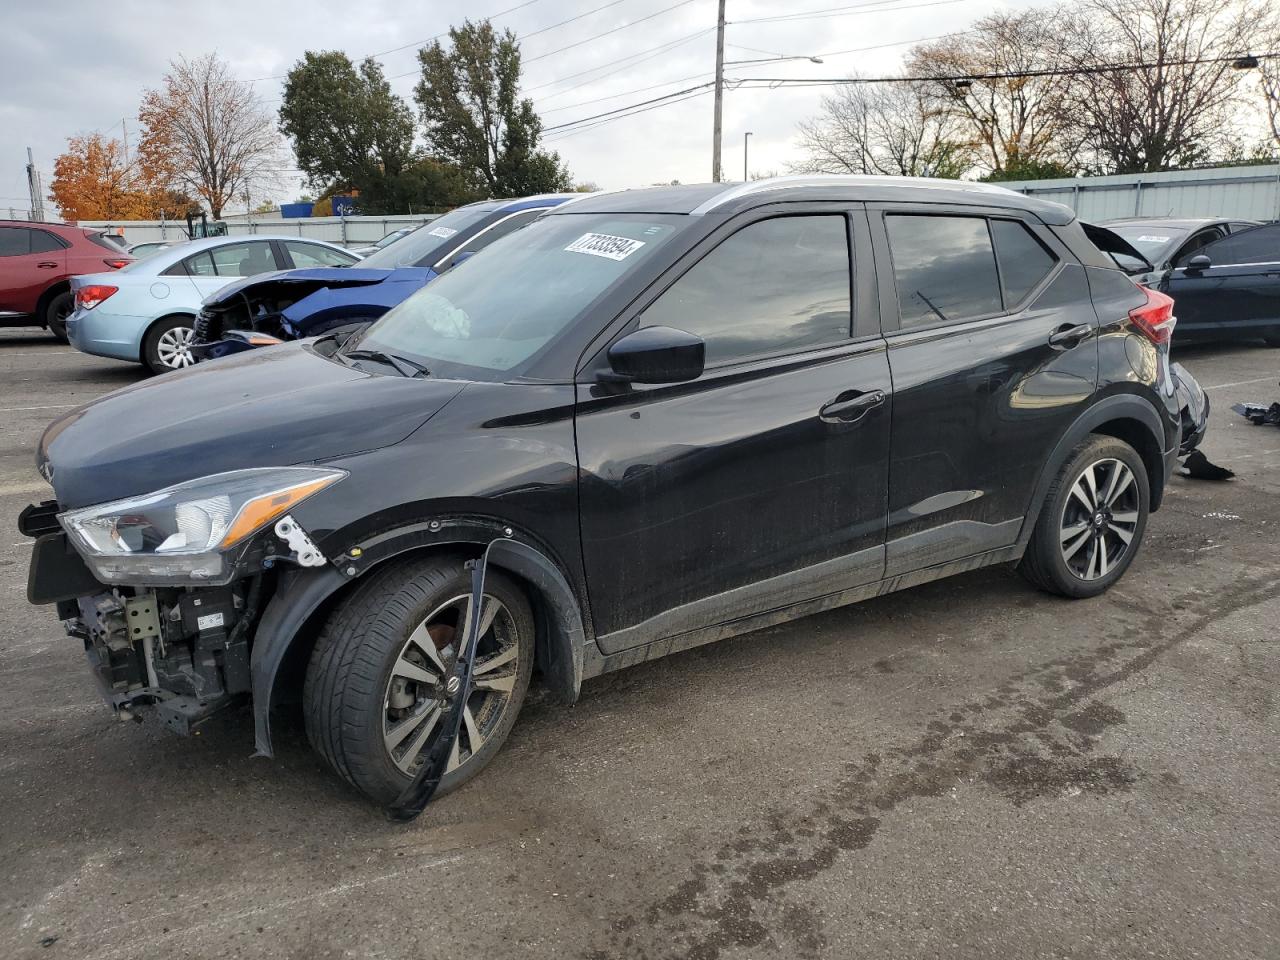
{"left": 1192, "top": 223, "right": 1280, "bottom": 266}
{"left": 639, "top": 215, "right": 851, "bottom": 365}
{"left": 886, "top": 214, "right": 1002, "bottom": 328}
{"left": 991, "top": 219, "right": 1057, "bottom": 305}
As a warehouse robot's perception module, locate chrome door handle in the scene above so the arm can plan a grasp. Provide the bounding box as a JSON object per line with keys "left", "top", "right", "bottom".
{"left": 1048, "top": 323, "right": 1092, "bottom": 349}
{"left": 820, "top": 389, "right": 885, "bottom": 423}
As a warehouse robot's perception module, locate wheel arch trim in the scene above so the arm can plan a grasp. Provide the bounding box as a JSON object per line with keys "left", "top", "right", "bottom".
{"left": 250, "top": 521, "right": 586, "bottom": 758}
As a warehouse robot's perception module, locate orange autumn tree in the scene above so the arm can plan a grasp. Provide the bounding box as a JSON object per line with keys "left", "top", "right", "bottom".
{"left": 50, "top": 133, "right": 198, "bottom": 221}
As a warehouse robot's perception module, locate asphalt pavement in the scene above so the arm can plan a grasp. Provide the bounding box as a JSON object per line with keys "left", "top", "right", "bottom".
{"left": 0, "top": 328, "right": 1277, "bottom": 960}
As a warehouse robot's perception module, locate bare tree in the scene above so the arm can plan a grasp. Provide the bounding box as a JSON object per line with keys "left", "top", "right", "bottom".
{"left": 791, "top": 79, "right": 974, "bottom": 178}
{"left": 907, "top": 11, "right": 1079, "bottom": 178}
{"left": 1258, "top": 20, "right": 1280, "bottom": 150}
{"left": 1060, "top": 0, "right": 1262, "bottom": 173}
{"left": 138, "top": 54, "right": 281, "bottom": 218}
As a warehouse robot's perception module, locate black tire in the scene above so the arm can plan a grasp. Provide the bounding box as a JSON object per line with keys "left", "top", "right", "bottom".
{"left": 303, "top": 556, "right": 534, "bottom": 805}
{"left": 1018, "top": 435, "right": 1150, "bottom": 599}
{"left": 1263, "top": 332, "right": 1280, "bottom": 347}
{"left": 45, "top": 290, "right": 73, "bottom": 342}
{"left": 141, "top": 315, "right": 197, "bottom": 374}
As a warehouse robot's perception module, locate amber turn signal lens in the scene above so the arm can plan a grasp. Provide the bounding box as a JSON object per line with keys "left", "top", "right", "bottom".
{"left": 218, "top": 475, "right": 339, "bottom": 548}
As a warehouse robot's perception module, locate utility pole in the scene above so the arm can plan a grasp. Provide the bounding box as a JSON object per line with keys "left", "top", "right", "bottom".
{"left": 743, "top": 131, "right": 752, "bottom": 182}
{"left": 711, "top": 0, "right": 726, "bottom": 182}
{"left": 25, "top": 148, "right": 45, "bottom": 222}
{"left": 121, "top": 119, "right": 129, "bottom": 169}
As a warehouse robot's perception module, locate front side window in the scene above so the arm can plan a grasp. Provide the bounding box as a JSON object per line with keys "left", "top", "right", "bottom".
{"left": 285, "top": 240, "right": 358, "bottom": 268}
{"left": 991, "top": 219, "right": 1057, "bottom": 306}
{"left": 887, "top": 215, "right": 1002, "bottom": 328}
{"left": 0, "top": 227, "right": 30, "bottom": 257}
{"left": 639, "top": 215, "right": 851, "bottom": 365}
{"left": 354, "top": 213, "right": 687, "bottom": 379}
{"left": 1190, "top": 223, "right": 1280, "bottom": 266}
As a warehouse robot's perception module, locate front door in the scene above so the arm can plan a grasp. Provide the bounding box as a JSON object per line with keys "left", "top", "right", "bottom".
{"left": 1160, "top": 222, "right": 1280, "bottom": 341}
{"left": 576, "top": 208, "right": 892, "bottom": 653}
{"left": 0, "top": 226, "right": 64, "bottom": 315}
{"left": 870, "top": 205, "right": 1099, "bottom": 576}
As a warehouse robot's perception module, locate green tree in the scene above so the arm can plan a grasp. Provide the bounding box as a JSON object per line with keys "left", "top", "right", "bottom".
{"left": 279, "top": 52, "right": 420, "bottom": 212}
{"left": 414, "top": 20, "right": 572, "bottom": 197}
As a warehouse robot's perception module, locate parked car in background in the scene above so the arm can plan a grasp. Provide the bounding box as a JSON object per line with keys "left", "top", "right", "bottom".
{"left": 127, "top": 240, "right": 176, "bottom": 259}
{"left": 1098, "top": 217, "right": 1261, "bottom": 278}
{"left": 0, "top": 220, "right": 133, "bottom": 340}
{"left": 26, "top": 176, "right": 1181, "bottom": 806}
{"left": 191, "top": 194, "right": 580, "bottom": 361}
{"left": 351, "top": 226, "right": 418, "bottom": 257}
{"left": 67, "top": 234, "right": 359, "bottom": 373}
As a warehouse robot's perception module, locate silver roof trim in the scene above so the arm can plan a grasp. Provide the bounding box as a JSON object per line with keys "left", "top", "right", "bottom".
{"left": 687, "top": 174, "right": 1023, "bottom": 216}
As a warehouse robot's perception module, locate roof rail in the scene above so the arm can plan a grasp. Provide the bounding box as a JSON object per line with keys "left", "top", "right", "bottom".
{"left": 687, "top": 174, "right": 1020, "bottom": 216}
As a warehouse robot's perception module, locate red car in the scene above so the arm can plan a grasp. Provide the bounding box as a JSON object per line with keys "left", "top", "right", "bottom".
{"left": 0, "top": 220, "right": 133, "bottom": 340}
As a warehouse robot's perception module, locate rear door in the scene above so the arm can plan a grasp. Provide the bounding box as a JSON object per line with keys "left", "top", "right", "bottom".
{"left": 1160, "top": 222, "right": 1280, "bottom": 341}
{"left": 575, "top": 206, "right": 892, "bottom": 652}
{"left": 0, "top": 226, "right": 64, "bottom": 315}
{"left": 871, "top": 205, "right": 1098, "bottom": 576}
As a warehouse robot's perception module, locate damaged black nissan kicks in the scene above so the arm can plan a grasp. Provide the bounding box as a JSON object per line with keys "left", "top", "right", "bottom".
{"left": 23, "top": 177, "right": 1182, "bottom": 807}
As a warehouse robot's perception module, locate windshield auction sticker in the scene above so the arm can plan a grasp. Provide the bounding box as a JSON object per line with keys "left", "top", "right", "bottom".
{"left": 428, "top": 226, "right": 459, "bottom": 239}
{"left": 564, "top": 233, "right": 646, "bottom": 261}
{"left": 1136, "top": 235, "right": 1170, "bottom": 243}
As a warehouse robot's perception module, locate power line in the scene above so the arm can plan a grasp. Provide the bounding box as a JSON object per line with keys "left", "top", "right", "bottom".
{"left": 525, "top": 26, "right": 714, "bottom": 96}
{"left": 524, "top": 0, "right": 701, "bottom": 65}
{"left": 737, "top": 0, "right": 969, "bottom": 26}
{"left": 544, "top": 88, "right": 714, "bottom": 142}
{"left": 541, "top": 70, "right": 713, "bottom": 113}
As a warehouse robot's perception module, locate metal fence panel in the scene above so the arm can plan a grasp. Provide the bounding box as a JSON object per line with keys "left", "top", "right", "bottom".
{"left": 73, "top": 214, "right": 442, "bottom": 248}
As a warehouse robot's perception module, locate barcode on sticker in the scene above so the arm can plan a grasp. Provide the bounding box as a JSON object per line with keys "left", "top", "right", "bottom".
{"left": 428, "top": 226, "right": 458, "bottom": 239}
{"left": 197, "top": 612, "right": 225, "bottom": 631}
{"left": 564, "top": 233, "right": 645, "bottom": 261}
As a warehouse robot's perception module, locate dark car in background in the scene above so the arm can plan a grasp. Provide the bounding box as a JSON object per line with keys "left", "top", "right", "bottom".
{"left": 1098, "top": 216, "right": 1280, "bottom": 345}
{"left": 24, "top": 176, "right": 1181, "bottom": 807}
{"left": 351, "top": 226, "right": 418, "bottom": 257}
{"left": 0, "top": 220, "right": 133, "bottom": 340}
{"left": 190, "top": 193, "right": 581, "bottom": 360}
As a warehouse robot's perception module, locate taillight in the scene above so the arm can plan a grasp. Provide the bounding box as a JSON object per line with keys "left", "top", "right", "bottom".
{"left": 75, "top": 285, "right": 118, "bottom": 310}
{"left": 1128, "top": 285, "right": 1176, "bottom": 345}
{"left": 102, "top": 258, "right": 131, "bottom": 269}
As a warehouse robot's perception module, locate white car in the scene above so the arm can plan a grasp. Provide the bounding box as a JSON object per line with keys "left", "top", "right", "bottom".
{"left": 66, "top": 235, "right": 360, "bottom": 374}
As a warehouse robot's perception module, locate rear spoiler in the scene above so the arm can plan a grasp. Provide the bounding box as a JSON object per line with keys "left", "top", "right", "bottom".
{"left": 1082, "top": 223, "right": 1153, "bottom": 274}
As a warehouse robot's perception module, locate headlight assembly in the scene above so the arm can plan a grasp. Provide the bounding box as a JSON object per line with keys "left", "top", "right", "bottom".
{"left": 59, "top": 467, "right": 345, "bottom": 585}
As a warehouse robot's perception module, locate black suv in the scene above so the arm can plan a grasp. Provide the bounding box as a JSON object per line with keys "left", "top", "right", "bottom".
{"left": 24, "top": 177, "right": 1180, "bottom": 807}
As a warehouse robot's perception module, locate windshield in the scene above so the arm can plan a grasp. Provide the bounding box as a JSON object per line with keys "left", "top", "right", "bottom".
{"left": 351, "top": 213, "right": 686, "bottom": 379}
{"left": 1104, "top": 225, "right": 1187, "bottom": 268}
{"left": 360, "top": 206, "right": 495, "bottom": 269}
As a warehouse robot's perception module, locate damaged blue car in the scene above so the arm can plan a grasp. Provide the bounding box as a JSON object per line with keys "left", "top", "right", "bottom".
{"left": 190, "top": 193, "right": 578, "bottom": 360}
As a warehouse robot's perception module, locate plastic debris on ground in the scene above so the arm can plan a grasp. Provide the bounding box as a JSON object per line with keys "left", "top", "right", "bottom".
{"left": 1180, "top": 450, "right": 1235, "bottom": 481}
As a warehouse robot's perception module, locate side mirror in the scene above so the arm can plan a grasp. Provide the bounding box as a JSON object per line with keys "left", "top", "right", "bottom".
{"left": 605, "top": 326, "right": 705, "bottom": 384}
{"left": 1186, "top": 254, "right": 1211, "bottom": 271}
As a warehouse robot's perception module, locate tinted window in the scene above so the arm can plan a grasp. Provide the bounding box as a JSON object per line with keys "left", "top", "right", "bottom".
{"left": 1172, "top": 228, "right": 1225, "bottom": 265}
{"left": 887, "top": 215, "right": 1002, "bottom": 327}
{"left": 640, "top": 216, "right": 851, "bottom": 365}
{"left": 210, "top": 242, "right": 276, "bottom": 277}
{"left": 1195, "top": 223, "right": 1280, "bottom": 266}
{"left": 450, "top": 210, "right": 544, "bottom": 265}
{"left": 991, "top": 219, "right": 1057, "bottom": 305}
{"left": 86, "top": 232, "right": 125, "bottom": 252}
{"left": 0, "top": 227, "right": 30, "bottom": 257}
{"left": 284, "top": 240, "right": 357, "bottom": 268}
{"left": 30, "top": 230, "right": 66, "bottom": 254}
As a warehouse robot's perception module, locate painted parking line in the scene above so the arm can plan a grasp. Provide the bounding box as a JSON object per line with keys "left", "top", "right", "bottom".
{"left": 1203, "top": 375, "right": 1278, "bottom": 390}
{"left": 0, "top": 404, "right": 80, "bottom": 412}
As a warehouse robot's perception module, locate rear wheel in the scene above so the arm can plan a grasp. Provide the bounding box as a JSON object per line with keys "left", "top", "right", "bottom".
{"left": 1263, "top": 331, "right": 1280, "bottom": 347}
{"left": 142, "top": 316, "right": 197, "bottom": 374}
{"left": 1019, "top": 435, "right": 1149, "bottom": 598}
{"left": 45, "top": 291, "right": 73, "bottom": 342}
{"left": 303, "top": 557, "right": 534, "bottom": 805}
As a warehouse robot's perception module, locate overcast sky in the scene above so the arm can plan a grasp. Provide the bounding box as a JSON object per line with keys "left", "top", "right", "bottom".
{"left": 1, "top": 0, "right": 1045, "bottom": 217}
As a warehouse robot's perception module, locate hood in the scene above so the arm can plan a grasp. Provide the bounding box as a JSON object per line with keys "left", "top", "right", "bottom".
{"left": 203, "top": 266, "right": 404, "bottom": 306}
{"left": 39, "top": 341, "right": 465, "bottom": 508}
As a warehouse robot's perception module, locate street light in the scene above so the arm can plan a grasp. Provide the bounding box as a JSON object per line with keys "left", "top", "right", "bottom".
{"left": 744, "top": 131, "right": 753, "bottom": 182}
{"left": 724, "top": 55, "right": 825, "bottom": 66}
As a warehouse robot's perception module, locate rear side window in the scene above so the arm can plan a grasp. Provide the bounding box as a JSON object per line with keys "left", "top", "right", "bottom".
{"left": 30, "top": 230, "right": 67, "bottom": 254}
{"left": 886, "top": 215, "right": 1002, "bottom": 328}
{"left": 639, "top": 215, "right": 851, "bottom": 365}
{"left": 284, "top": 240, "right": 357, "bottom": 268}
{"left": 991, "top": 219, "right": 1057, "bottom": 305}
{"left": 0, "top": 227, "right": 30, "bottom": 256}
{"left": 1194, "top": 223, "right": 1280, "bottom": 266}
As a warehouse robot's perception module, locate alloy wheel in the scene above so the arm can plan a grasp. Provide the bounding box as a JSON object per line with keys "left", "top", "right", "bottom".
{"left": 382, "top": 593, "right": 520, "bottom": 776}
{"left": 156, "top": 325, "right": 196, "bottom": 369}
{"left": 1058, "top": 457, "right": 1140, "bottom": 581}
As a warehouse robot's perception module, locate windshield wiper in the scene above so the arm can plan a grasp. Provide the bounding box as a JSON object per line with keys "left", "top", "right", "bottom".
{"left": 343, "top": 348, "right": 430, "bottom": 379}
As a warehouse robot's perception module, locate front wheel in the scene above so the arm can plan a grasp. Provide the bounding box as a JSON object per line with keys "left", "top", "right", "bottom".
{"left": 1018, "top": 435, "right": 1150, "bottom": 598}
{"left": 304, "top": 557, "right": 534, "bottom": 805}
{"left": 142, "top": 316, "right": 197, "bottom": 374}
